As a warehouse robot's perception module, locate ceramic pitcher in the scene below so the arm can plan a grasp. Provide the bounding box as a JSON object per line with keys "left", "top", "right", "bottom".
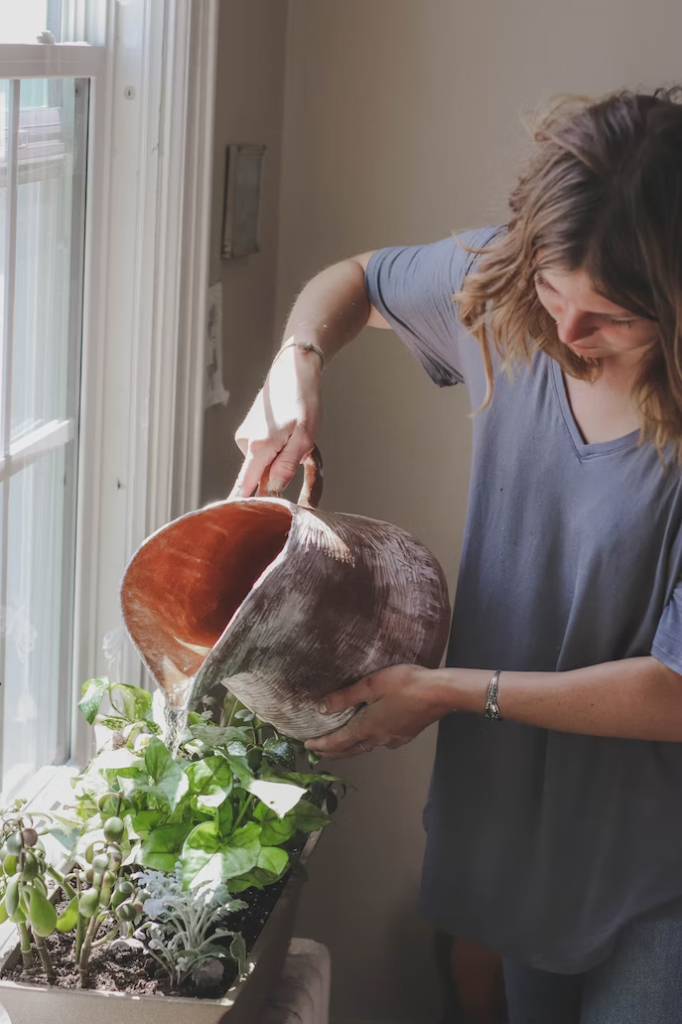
{"left": 120, "top": 449, "right": 451, "bottom": 739}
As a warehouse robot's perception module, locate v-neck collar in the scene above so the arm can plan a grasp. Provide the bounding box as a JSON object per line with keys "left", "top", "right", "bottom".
{"left": 549, "top": 358, "right": 640, "bottom": 461}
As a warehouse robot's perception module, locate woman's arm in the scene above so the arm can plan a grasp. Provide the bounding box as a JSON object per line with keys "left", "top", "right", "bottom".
{"left": 229, "top": 252, "right": 388, "bottom": 499}
{"left": 305, "top": 656, "right": 682, "bottom": 757}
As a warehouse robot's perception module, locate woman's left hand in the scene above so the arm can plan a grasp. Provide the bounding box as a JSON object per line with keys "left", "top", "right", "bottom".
{"left": 305, "top": 664, "right": 446, "bottom": 758}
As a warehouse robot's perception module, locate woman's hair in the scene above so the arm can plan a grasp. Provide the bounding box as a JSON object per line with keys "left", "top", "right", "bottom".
{"left": 457, "top": 87, "right": 682, "bottom": 457}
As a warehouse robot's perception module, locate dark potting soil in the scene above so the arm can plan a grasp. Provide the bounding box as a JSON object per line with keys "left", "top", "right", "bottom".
{"left": 2, "top": 873, "right": 289, "bottom": 999}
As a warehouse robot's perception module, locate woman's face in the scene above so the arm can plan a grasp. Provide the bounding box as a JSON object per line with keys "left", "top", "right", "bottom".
{"left": 534, "top": 265, "right": 659, "bottom": 367}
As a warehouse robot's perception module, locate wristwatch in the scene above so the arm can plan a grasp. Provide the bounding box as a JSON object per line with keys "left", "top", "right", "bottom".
{"left": 484, "top": 670, "right": 502, "bottom": 721}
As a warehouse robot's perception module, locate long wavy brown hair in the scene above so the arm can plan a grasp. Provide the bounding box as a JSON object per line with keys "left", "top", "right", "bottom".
{"left": 457, "top": 88, "right": 682, "bottom": 456}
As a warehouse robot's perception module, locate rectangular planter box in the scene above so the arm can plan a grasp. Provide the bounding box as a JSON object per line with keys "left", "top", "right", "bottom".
{"left": 0, "top": 832, "right": 320, "bottom": 1024}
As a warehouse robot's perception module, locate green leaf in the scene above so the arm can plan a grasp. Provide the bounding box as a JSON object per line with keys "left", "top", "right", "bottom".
{"left": 256, "top": 845, "right": 289, "bottom": 877}
{"left": 254, "top": 806, "right": 298, "bottom": 846}
{"left": 220, "top": 754, "right": 254, "bottom": 789}
{"left": 88, "top": 748, "right": 142, "bottom": 773}
{"left": 185, "top": 757, "right": 233, "bottom": 810}
{"left": 228, "top": 865, "right": 283, "bottom": 891}
{"left": 103, "top": 765, "right": 146, "bottom": 787}
{"left": 78, "top": 678, "right": 108, "bottom": 725}
{"left": 262, "top": 738, "right": 296, "bottom": 771}
{"left": 234, "top": 709, "right": 254, "bottom": 722}
{"left": 47, "top": 813, "right": 81, "bottom": 853}
{"left": 95, "top": 715, "right": 129, "bottom": 732}
{"left": 189, "top": 724, "right": 256, "bottom": 747}
{"left": 215, "top": 822, "right": 262, "bottom": 878}
{"left": 131, "top": 810, "right": 165, "bottom": 839}
{"left": 141, "top": 711, "right": 161, "bottom": 734}
{"left": 144, "top": 737, "right": 189, "bottom": 811}
{"left": 290, "top": 801, "right": 330, "bottom": 833}
{"left": 227, "top": 741, "right": 248, "bottom": 758}
{"left": 56, "top": 896, "right": 79, "bottom": 933}
{"left": 181, "top": 820, "right": 222, "bottom": 888}
{"left": 216, "top": 800, "right": 234, "bottom": 836}
{"left": 247, "top": 778, "right": 307, "bottom": 818}
{"left": 278, "top": 769, "right": 346, "bottom": 787}
{"left": 183, "top": 818, "right": 221, "bottom": 854}
{"left": 109, "top": 683, "right": 153, "bottom": 723}
{"left": 140, "top": 823, "right": 193, "bottom": 871}
{"left": 229, "top": 933, "right": 247, "bottom": 975}
{"left": 28, "top": 888, "right": 57, "bottom": 937}
{"left": 226, "top": 873, "right": 256, "bottom": 892}
{"left": 182, "top": 822, "right": 262, "bottom": 890}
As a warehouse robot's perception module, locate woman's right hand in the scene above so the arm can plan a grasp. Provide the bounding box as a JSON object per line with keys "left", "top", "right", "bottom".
{"left": 229, "top": 345, "right": 323, "bottom": 499}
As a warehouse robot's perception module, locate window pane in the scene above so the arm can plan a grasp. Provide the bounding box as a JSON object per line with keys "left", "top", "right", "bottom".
{"left": 2, "top": 446, "right": 73, "bottom": 797}
{"left": 0, "top": 1, "right": 106, "bottom": 44}
{"left": 0, "top": 2, "right": 53, "bottom": 44}
{"left": 11, "top": 77, "right": 86, "bottom": 442}
{"left": 0, "top": 81, "right": 6, "bottom": 350}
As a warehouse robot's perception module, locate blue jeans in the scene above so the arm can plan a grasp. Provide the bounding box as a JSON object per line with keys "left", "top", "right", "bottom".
{"left": 503, "top": 916, "right": 682, "bottom": 1024}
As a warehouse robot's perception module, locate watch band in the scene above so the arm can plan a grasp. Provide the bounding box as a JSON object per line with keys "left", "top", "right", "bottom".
{"left": 484, "top": 670, "right": 502, "bottom": 721}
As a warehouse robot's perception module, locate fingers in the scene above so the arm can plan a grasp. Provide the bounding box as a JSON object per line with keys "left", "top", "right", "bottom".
{"left": 229, "top": 447, "right": 266, "bottom": 500}
{"left": 325, "top": 742, "right": 373, "bottom": 760}
{"left": 316, "top": 677, "right": 373, "bottom": 717}
{"left": 267, "top": 432, "right": 314, "bottom": 494}
{"left": 229, "top": 436, "right": 315, "bottom": 501}
{"left": 305, "top": 704, "right": 381, "bottom": 758}
{"left": 305, "top": 727, "right": 372, "bottom": 759}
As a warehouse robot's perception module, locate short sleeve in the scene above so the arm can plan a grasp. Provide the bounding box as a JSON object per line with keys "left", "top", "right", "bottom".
{"left": 652, "top": 584, "right": 682, "bottom": 675}
{"left": 365, "top": 225, "right": 505, "bottom": 387}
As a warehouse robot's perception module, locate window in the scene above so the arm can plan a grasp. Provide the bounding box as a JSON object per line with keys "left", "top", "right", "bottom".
{"left": 0, "top": 0, "right": 217, "bottom": 790}
{"left": 0, "top": 74, "right": 87, "bottom": 795}
{"left": 0, "top": 2, "right": 104, "bottom": 796}
{"left": 0, "top": 0, "right": 103, "bottom": 796}
{"left": 0, "top": 1, "right": 105, "bottom": 46}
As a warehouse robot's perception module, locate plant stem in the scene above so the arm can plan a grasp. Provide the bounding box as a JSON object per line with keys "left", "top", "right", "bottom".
{"left": 223, "top": 695, "right": 239, "bottom": 728}
{"left": 46, "top": 865, "right": 78, "bottom": 902}
{"left": 78, "top": 913, "right": 100, "bottom": 987}
{"left": 232, "top": 796, "right": 254, "bottom": 831}
{"left": 34, "top": 933, "right": 55, "bottom": 983}
{"left": 75, "top": 909, "right": 84, "bottom": 961}
{"left": 18, "top": 923, "right": 33, "bottom": 969}
{"left": 91, "top": 924, "right": 120, "bottom": 948}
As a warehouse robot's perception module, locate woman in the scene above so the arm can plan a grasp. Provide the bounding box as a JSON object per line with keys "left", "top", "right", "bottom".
{"left": 230, "top": 89, "right": 682, "bottom": 1023}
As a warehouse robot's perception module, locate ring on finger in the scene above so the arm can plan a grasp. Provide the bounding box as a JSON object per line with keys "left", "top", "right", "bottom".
{"left": 358, "top": 741, "right": 372, "bottom": 754}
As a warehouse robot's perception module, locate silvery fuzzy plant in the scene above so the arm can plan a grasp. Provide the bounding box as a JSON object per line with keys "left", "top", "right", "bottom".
{"left": 133, "top": 864, "right": 248, "bottom": 994}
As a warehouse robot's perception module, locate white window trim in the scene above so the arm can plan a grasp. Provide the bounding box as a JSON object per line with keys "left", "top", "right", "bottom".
{"left": 0, "top": 44, "right": 104, "bottom": 78}
{"left": 70, "top": 0, "right": 218, "bottom": 766}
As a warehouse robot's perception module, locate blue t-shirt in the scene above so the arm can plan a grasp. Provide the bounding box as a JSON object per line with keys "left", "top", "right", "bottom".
{"left": 366, "top": 227, "right": 682, "bottom": 973}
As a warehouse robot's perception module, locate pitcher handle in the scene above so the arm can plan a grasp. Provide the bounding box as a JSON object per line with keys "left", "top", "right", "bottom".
{"left": 298, "top": 446, "right": 324, "bottom": 508}
{"left": 256, "top": 446, "right": 323, "bottom": 509}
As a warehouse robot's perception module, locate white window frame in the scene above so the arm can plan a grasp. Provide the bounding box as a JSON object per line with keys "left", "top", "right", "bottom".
{"left": 0, "top": 0, "right": 218, "bottom": 771}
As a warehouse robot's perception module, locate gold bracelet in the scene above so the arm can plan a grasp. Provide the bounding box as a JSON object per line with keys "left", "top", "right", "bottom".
{"left": 272, "top": 339, "right": 325, "bottom": 371}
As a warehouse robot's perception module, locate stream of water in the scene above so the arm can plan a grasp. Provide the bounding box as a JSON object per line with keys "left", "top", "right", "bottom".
{"left": 162, "top": 703, "right": 189, "bottom": 757}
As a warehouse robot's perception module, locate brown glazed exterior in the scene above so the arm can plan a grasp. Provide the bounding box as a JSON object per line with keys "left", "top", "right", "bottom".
{"left": 120, "top": 450, "right": 451, "bottom": 739}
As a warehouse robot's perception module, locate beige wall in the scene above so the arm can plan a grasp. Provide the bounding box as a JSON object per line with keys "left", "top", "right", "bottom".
{"left": 200, "top": 0, "right": 289, "bottom": 504}
{"left": 273, "top": 2, "right": 682, "bottom": 1023}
